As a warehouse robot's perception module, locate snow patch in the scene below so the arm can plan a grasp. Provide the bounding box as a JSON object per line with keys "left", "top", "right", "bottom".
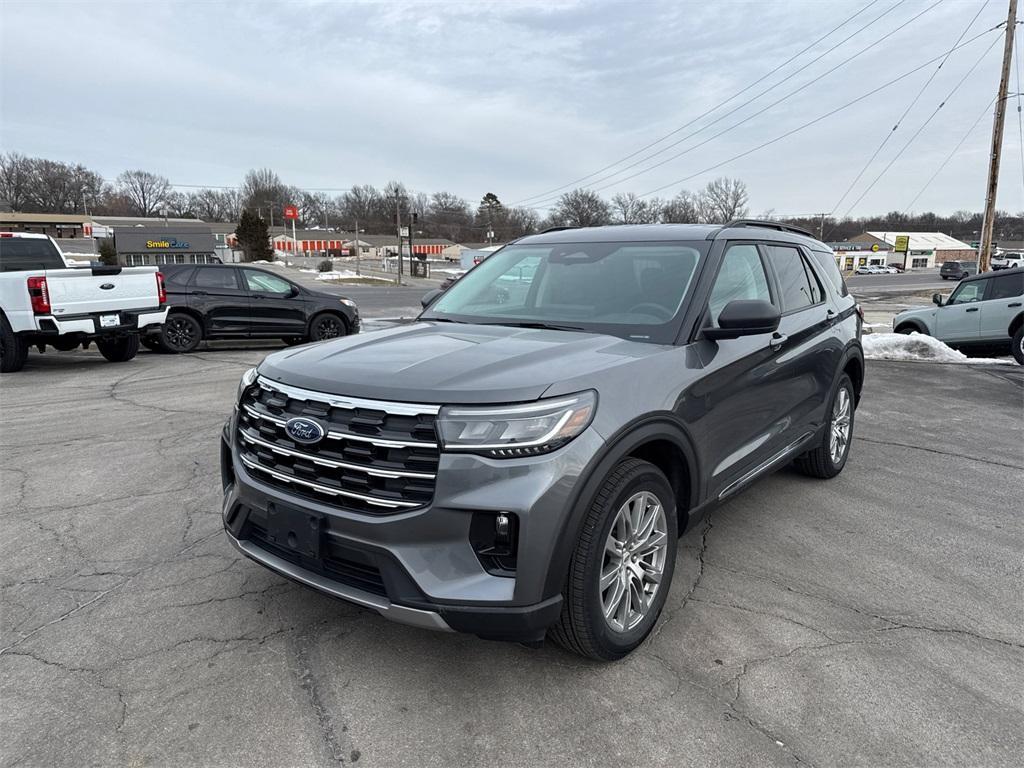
{"left": 315, "top": 270, "right": 360, "bottom": 280}
{"left": 863, "top": 332, "right": 1012, "bottom": 365}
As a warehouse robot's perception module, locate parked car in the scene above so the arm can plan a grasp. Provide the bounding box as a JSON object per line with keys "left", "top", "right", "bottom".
{"left": 0, "top": 232, "right": 167, "bottom": 373}
{"left": 992, "top": 252, "right": 1024, "bottom": 271}
{"left": 886, "top": 263, "right": 906, "bottom": 273}
{"left": 893, "top": 267, "right": 1024, "bottom": 364}
{"left": 880, "top": 265, "right": 899, "bottom": 274}
{"left": 221, "top": 221, "right": 864, "bottom": 660}
{"left": 939, "top": 260, "right": 978, "bottom": 280}
{"left": 855, "top": 265, "right": 883, "bottom": 275}
{"left": 151, "top": 264, "right": 359, "bottom": 353}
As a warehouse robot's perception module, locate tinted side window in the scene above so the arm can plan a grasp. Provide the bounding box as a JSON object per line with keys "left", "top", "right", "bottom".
{"left": 766, "top": 245, "right": 823, "bottom": 311}
{"left": 987, "top": 272, "right": 1024, "bottom": 300}
{"left": 0, "top": 238, "right": 65, "bottom": 272}
{"left": 194, "top": 267, "right": 238, "bottom": 290}
{"left": 707, "top": 244, "right": 772, "bottom": 325}
{"left": 165, "top": 267, "right": 195, "bottom": 287}
{"left": 243, "top": 269, "right": 293, "bottom": 294}
{"left": 808, "top": 249, "right": 849, "bottom": 297}
{"left": 948, "top": 281, "right": 984, "bottom": 305}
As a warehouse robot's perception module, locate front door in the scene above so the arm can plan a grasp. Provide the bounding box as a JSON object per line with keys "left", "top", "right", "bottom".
{"left": 936, "top": 280, "right": 985, "bottom": 342}
{"left": 190, "top": 266, "right": 250, "bottom": 336}
{"left": 241, "top": 269, "right": 308, "bottom": 337}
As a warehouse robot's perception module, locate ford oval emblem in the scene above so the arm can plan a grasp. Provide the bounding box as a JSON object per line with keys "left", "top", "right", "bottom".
{"left": 284, "top": 417, "right": 325, "bottom": 444}
{"left": 100, "top": 283, "right": 115, "bottom": 290}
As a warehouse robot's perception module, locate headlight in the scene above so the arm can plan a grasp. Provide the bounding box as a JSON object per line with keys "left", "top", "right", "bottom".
{"left": 339, "top": 298, "right": 356, "bottom": 308}
{"left": 237, "top": 367, "right": 258, "bottom": 402}
{"left": 438, "top": 391, "right": 596, "bottom": 457}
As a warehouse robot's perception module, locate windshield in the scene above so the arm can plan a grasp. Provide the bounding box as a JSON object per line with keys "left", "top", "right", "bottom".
{"left": 422, "top": 240, "right": 707, "bottom": 342}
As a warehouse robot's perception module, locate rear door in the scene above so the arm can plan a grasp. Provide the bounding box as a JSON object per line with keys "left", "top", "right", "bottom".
{"left": 240, "top": 269, "right": 308, "bottom": 337}
{"left": 935, "top": 279, "right": 985, "bottom": 342}
{"left": 189, "top": 266, "right": 250, "bottom": 336}
{"left": 979, "top": 271, "right": 1024, "bottom": 340}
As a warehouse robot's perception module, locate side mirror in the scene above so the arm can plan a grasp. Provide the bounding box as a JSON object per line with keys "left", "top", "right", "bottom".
{"left": 289, "top": 285, "right": 300, "bottom": 298}
{"left": 703, "top": 300, "right": 781, "bottom": 341}
{"left": 421, "top": 288, "right": 443, "bottom": 309}
{"left": 932, "top": 293, "right": 944, "bottom": 306}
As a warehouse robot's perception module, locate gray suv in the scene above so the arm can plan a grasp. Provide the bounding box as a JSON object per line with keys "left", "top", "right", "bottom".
{"left": 221, "top": 221, "right": 864, "bottom": 660}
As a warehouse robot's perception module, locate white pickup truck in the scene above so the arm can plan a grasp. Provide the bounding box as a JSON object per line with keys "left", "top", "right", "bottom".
{"left": 992, "top": 251, "right": 1024, "bottom": 271}
{"left": 0, "top": 232, "right": 168, "bottom": 373}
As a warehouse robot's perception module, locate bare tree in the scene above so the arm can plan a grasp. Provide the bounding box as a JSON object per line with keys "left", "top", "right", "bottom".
{"left": 0, "top": 152, "right": 33, "bottom": 210}
{"left": 164, "top": 191, "right": 195, "bottom": 218}
{"left": 550, "top": 189, "right": 610, "bottom": 228}
{"left": 190, "top": 188, "right": 240, "bottom": 222}
{"left": 699, "top": 177, "right": 749, "bottom": 223}
{"left": 240, "top": 168, "right": 289, "bottom": 215}
{"left": 337, "top": 185, "right": 379, "bottom": 229}
{"left": 116, "top": 170, "right": 172, "bottom": 216}
{"left": 610, "top": 192, "right": 657, "bottom": 225}
{"left": 660, "top": 190, "right": 701, "bottom": 223}
{"left": 426, "top": 191, "right": 472, "bottom": 240}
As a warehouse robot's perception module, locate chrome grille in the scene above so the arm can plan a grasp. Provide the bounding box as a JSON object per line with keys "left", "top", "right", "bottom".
{"left": 236, "top": 378, "right": 440, "bottom": 514}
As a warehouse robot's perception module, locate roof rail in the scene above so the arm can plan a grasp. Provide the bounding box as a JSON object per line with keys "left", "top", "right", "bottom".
{"left": 724, "top": 219, "right": 816, "bottom": 239}
{"left": 540, "top": 225, "right": 579, "bottom": 234}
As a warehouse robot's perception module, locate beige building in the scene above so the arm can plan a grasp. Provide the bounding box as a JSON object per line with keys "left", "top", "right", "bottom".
{"left": 848, "top": 232, "right": 974, "bottom": 268}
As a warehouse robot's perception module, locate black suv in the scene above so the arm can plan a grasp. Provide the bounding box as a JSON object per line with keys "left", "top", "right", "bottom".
{"left": 152, "top": 264, "right": 359, "bottom": 352}
{"left": 221, "top": 221, "right": 863, "bottom": 660}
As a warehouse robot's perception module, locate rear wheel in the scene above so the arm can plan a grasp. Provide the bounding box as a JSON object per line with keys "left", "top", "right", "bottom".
{"left": 96, "top": 334, "right": 140, "bottom": 363}
{"left": 1012, "top": 325, "right": 1024, "bottom": 365}
{"left": 550, "top": 458, "right": 677, "bottom": 661}
{"left": 309, "top": 313, "right": 347, "bottom": 342}
{"left": 160, "top": 313, "right": 202, "bottom": 353}
{"left": 795, "top": 373, "right": 855, "bottom": 479}
{"left": 0, "top": 315, "right": 28, "bottom": 373}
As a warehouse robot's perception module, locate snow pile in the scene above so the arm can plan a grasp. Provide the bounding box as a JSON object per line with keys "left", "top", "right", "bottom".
{"left": 863, "top": 332, "right": 1012, "bottom": 365}
{"left": 315, "top": 270, "right": 359, "bottom": 281}
{"left": 298, "top": 268, "right": 318, "bottom": 274}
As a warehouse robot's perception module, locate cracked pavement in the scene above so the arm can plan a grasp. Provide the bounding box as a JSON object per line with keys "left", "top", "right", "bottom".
{"left": 1, "top": 346, "right": 1022, "bottom": 767}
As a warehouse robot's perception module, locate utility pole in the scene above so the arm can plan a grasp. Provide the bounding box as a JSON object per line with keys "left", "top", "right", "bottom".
{"left": 979, "top": 0, "right": 1018, "bottom": 272}
{"left": 815, "top": 212, "right": 828, "bottom": 241}
{"left": 353, "top": 218, "right": 360, "bottom": 276}
{"left": 395, "top": 205, "right": 403, "bottom": 286}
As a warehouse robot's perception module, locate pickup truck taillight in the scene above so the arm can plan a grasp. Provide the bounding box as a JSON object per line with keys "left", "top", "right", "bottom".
{"left": 156, "top": 272, "right": 166, "bottom": 304}
{"left": 27, "top": 276, "right": 51, "bottom": 314}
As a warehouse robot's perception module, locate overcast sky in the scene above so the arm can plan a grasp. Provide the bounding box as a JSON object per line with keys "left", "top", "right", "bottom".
{"left": 0, "top": 0, "right": 1012, "bottom": 216}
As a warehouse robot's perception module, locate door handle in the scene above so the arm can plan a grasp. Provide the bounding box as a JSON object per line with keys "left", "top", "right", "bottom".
{"left": 1009, "top": 302, "right": 1022, "bottom": 308}
{"left": 769, "top": 333, "right": 788, "bottom": 349}
{"left": 965, "top": 307, "right": 979, "bottom": 313}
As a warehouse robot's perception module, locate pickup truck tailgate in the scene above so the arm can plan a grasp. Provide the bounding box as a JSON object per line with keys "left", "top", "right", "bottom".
{"left": 47, "top": 268, "right": 161, "bottom": 315}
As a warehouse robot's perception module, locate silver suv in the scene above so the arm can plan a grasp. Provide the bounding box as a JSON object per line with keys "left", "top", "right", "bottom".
{"left": 221, "top": 221, "right": 864, "bottom": 660}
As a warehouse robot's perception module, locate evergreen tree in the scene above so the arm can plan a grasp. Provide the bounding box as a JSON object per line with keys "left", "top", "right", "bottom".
{"left": 236, "top": 209, "right": 272, "bottom": 262}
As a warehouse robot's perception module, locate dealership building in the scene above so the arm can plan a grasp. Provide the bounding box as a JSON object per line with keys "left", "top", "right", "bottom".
{"left": 114, "top": 226, "right": 219, "bottom": 266}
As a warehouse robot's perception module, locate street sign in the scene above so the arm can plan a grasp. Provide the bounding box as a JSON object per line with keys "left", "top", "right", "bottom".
{"left": 894, "top": 235, "right": 910, "bottom": 253}
{"left": 399, "top": 226, "right": 410, "bottom": 237}
{"left": 283, "top": 204, "right": 298, "bottom": 220}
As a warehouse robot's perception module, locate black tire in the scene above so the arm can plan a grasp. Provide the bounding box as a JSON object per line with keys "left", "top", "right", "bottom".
{"left": 895, "top": 324, "right": 922, "bottom": 335}
{"left": 1012, "top": 325, "right": 1024, "bottom": 366}
{"left": 96, "top": 334, "right": 140, "bottom": 363}
{"left": 141, "top": 336, "right": 165, "bottom": 353}
{"left": 0, "top": 315, "right": 28, "bottom": 373}
{"left": 794, "top": 373, "right": 855, "bottom": 479}
{"left": 160, "top": 313, "right": 202, "bottom": 353}
{"left": 309, "top": 313, "right": 348, "bottom": 342}
{"left": 941, "top": 276, "right": 949, "bottom": 280}
{"left": 549, "top": 458, "right": 678, "bottom": 661}
{"left": 282, "top": 337, "right": 305, "bottom": 347}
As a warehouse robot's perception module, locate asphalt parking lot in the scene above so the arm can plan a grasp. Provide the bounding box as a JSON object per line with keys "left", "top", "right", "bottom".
{"left": 2, "top": 345, "right": 1022, "bottom": 767}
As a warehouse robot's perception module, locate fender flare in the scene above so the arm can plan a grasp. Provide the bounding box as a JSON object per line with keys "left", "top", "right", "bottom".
{"left": 1007, "top": 311, "right": 1024, "bottom": 338}
{"left": 893, "top": 318, "right": 928, "bottom": 335}
{"left": 541, "top": 416, "right": 702, "bottom": 599}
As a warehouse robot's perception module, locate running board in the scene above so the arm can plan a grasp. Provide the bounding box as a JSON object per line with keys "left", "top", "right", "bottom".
{"left": 717, "top": 431, "right": 816, "bottom": 501}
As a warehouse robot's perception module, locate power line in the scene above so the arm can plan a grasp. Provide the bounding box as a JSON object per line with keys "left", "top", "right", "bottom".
{"left": 635, "top": 25, "right": 1002, "bottom": 199}
{"left": 837, "top": 34, "right": 1001, "bottom": 219}
{"left": 902, "top": 97, "right": 995, "bottom": 213}
{"left": 828, "top": 0, "right": 990, "bottom": 215}
{"left": 526, "top": 0, "right": 944, "bottom": 209}
{"left": 510, "top": 0, "right": 887, "bottom": 205}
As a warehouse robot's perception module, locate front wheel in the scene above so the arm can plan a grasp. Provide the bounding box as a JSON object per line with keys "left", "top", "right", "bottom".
{"left": 96, "top": 334, "right": 140, "bottom": 363}
{"left": 549, "top": 458, "right": 677, "bottom": 661}
{"left": 309, "top": 313, "right": 347, "bottom": 342}
{"left": 160, "top": 313, "right": 202, "bottom": 353}
{"left": 1012, "top": 325, "right": 1024, "bottom": 365}
{"left": 795, "top": 373, "right": 855, "bottom": 479}
{"left": 0, "top": 316, "right": 28, "bottom": 373}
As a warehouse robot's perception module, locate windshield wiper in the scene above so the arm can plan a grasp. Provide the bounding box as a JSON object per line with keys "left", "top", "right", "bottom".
{"left": 478, "top": 320, "right": 585, "bottom": 332}
{"left": 424, "top": 317, "right": 469, "bottom": 324}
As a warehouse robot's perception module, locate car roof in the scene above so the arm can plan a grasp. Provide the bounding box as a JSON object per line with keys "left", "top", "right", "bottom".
{"left": 514, "top": 222, "right": 830, "bottom": 251}
{"left": 963, "top": 266, "right": 1023, "bottom": 282}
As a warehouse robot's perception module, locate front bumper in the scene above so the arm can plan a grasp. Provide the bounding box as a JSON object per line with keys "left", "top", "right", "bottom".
{"left": 34, "top": 307, "right": 168, "bottom": 336}
{"left": 220, "top": 413, "right": 600, "bottom": 642}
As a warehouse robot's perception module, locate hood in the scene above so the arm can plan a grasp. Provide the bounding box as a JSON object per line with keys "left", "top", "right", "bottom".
{"left": 257, "top": 322, "right": 671, "bottom": 404}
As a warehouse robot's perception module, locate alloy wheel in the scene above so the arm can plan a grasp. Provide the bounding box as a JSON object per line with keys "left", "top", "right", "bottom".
{"left": 830, "top": 386, "right": 852, "bottom": 465}
{"left": 164, "top": 316, "right": 197, "bottom": 351}
{"left": 600, "top": 491, "right": 669, "bottom": 633}
{"left": 313, "top": 316, "right": 343, "bottom": 340}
